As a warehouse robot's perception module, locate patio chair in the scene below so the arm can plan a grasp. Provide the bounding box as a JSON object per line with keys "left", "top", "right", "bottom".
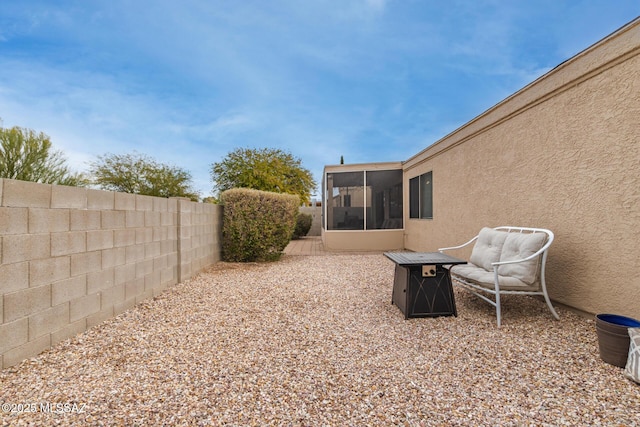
{"left": 439, "top": 226, "right": 560, "bottom": 327}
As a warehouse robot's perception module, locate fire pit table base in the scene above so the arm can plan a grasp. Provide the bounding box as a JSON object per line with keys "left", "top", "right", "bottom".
{"left": 384, "top": 252, "right": 466, "bottom": 319}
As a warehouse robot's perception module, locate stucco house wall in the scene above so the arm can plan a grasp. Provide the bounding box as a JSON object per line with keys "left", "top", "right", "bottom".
{"left": 403, "top": 18, "right": 640, "bottom": 319}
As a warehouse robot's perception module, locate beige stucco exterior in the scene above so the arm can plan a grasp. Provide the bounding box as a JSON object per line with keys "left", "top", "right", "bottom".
{"left": 403, "top": 18, "right": 640, "bottom": 319}
{"left": 322, "top": 229, "right": 404, "bottom": 252}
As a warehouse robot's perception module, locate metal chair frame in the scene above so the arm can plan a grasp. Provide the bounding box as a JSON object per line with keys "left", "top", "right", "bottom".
{"left": 439, "top": 226, "right": 560, "bottom": 327}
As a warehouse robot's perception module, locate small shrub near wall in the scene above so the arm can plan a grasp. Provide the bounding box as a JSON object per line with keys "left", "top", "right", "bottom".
{"left": 292, "top": 213, "right": 312, "bottom": 239}
{"left": 221, "top": 188, "right": 299, "bottom": 262}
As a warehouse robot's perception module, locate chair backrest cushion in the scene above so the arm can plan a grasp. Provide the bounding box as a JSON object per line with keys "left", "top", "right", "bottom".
{"left": 469, "top": 227, "right": 509, "bottom": 271}
{"left": 497, "top": 232, "right": 547, "bottom": 285}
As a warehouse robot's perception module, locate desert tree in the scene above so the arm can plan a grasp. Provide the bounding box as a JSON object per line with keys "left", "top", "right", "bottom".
{"left": 89, "top": 152, "right": 199, "bottom": 201}
{"left": 0, "top": 125, "right": 86, "bottom": 186}
{"left": 210, "top": 147, "right": 316, "bottom": 204}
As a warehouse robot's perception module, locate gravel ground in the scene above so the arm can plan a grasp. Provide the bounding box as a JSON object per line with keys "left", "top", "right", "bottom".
{"left": 1, "top": 254, "right": 639, "bottom": 426}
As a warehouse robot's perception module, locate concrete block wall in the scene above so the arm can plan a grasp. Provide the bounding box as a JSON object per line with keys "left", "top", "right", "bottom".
{"left": 0, "top": 179, "right": 222, "bottom": 369}
{"left": 176, "top": 198, "right": 222, "bottom": 282}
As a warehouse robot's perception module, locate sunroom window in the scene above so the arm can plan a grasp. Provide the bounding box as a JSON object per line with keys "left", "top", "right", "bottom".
{"left": 325, "top": 169, "right": 403, "bottom": 230}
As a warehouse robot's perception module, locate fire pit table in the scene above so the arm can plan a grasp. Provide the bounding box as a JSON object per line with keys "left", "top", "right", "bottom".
{"left": 384, "top": 252, "right": 466, "bottom": 319}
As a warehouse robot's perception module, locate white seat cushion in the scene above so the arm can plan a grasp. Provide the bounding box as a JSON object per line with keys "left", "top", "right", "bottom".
{"left": 450, "top": 264, "right": 537, "bottom": 291}
{"left": 497, "top": 232, "right": 547, "bottom": 285}
{"left": 469, "top": 227, "right": 509, "bottom": 271}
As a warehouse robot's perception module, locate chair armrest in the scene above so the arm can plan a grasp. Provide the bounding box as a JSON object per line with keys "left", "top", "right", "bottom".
{"left": 438, "top": 235, "right": 479, "bottom": 253}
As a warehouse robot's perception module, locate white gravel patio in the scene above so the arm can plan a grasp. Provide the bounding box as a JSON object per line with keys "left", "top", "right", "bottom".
{"left": 1, "top": 254, "right": 639, "bottom": 426}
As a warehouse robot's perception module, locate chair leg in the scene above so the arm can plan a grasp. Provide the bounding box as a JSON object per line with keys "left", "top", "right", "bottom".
{"left": 540, "top": 274, "right": 560, "bottom": 320}
{"left": 495, "top": 291, "right": 502, "bottom": 327}
{"left": 542, "top": 290, "right": 560, "bottom": 320}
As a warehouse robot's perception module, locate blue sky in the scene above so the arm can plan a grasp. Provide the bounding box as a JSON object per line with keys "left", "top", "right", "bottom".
{"left": 1, "top": 1, "right": 638, "bottom": 198}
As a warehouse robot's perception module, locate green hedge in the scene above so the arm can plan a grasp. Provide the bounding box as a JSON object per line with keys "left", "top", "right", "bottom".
{"left": 221, "top": 188, "right": 300, "bottom": 262}
{"left": 292, "top": 212, "right": 312, "bottom": 239}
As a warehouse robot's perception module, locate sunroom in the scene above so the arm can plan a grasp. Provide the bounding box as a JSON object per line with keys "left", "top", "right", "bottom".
{"left": 322, "top": 162, "right": 404, "bottom": 251}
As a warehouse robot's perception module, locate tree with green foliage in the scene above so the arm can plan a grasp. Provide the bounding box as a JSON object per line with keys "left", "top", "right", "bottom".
{"left": 210, "top": 147, "right": 316, "bottom": 204}
{"left": 0, "top": 125, "right": 86, "bottom": 186}
{"left": 89, "top": 152, "right": 199, "bottom": 201}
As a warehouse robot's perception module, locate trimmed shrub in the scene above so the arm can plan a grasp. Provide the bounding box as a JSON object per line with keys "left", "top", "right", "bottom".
{"left": 292, "top": 213, "right": 312, "bottom": 239}
{"left": 221, "top": 188, "right": 300, "bottom": 262}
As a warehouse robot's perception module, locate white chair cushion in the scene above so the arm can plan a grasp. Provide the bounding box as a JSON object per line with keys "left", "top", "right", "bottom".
{"left": 626, "top": 327, "right": 640, "bottom": 384}
{"left": 497, "top": 232, "right": 547, "bottom": 285}
{"left": 450, "top": 264, "right": 537, "bottom": 291}
{"left": 469, "top": 227, "right": 509, "bottom": 271}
